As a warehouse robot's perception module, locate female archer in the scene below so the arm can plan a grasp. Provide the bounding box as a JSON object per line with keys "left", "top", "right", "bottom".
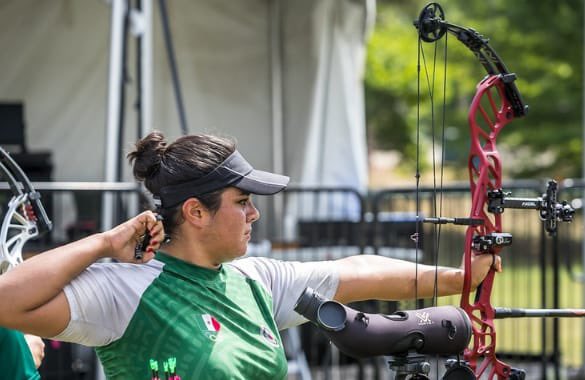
{"left": 0, "top": 131, "right": 497, "bottom": 379}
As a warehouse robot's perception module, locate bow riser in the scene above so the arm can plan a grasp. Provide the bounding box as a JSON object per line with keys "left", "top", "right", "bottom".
{"left": 462, "top": 75, "right": 519, "bottom": 379}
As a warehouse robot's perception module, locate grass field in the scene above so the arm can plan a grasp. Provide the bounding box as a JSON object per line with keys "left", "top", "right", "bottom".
{"left": 434, "top": 264, "right": 585, "bottom": 370}
{"left": 381, "top": 189, "right": 585, "bottom": 370}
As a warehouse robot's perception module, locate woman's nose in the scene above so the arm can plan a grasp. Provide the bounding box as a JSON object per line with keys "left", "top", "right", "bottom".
{"left": 247, "top": 201, "right": 260, "bottom": 222}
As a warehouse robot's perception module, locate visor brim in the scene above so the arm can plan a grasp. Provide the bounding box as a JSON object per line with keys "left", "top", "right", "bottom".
{"left": 234, "top": 169, "right": 289, "bottom": 195}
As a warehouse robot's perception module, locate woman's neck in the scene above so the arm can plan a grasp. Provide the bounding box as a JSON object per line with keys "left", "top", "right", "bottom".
{"left": 162, "top": 238, "right": 221, "bottom": 269}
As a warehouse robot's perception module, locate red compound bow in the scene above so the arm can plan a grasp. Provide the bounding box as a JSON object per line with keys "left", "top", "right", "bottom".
{"left": 415, "top": 3, "right": 575, "bottom": 379}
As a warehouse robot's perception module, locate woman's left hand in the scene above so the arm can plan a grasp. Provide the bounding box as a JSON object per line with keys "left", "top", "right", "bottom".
{"left": 469, "top": 252, "right": 502, "bottom": 289}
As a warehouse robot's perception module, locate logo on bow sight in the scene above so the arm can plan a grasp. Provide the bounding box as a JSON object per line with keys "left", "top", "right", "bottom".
{"left": 415, "top": 311, "right": 433, "bottom": 326}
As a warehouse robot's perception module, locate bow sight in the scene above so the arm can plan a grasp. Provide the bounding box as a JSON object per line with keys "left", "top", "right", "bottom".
{"left": 488, "top": 180, "right": 575, "bottom": 236}
{"left": 424, "top": 179, "right": 575, "bottom": 240}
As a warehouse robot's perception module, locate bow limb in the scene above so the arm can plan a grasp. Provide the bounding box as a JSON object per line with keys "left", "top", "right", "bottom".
{"left": 0, "top": 147, "right": 52, "bottom": 273}
{"left": 0, "top": 147, "right": 52, "bottom": 234}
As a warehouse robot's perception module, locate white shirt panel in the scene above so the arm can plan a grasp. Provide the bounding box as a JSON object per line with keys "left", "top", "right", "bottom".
{"left": 228, "top": 257, "right": 340, "bottom": 330}
{"left": 52, "top": 259, "right": 164, "bottom": 347}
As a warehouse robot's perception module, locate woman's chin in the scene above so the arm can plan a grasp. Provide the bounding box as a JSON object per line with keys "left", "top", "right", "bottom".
{"left": 236, "top": 244, "right": 248, "bottom": 257}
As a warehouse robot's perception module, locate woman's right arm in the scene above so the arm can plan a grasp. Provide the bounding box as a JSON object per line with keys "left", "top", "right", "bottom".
{"left": 0, "top": 211, "right": 163, "bottom": 337}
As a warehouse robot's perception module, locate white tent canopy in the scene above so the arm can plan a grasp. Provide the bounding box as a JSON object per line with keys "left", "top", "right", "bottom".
{"left": 0, "top": 0, "right": 372, "bottom": 238}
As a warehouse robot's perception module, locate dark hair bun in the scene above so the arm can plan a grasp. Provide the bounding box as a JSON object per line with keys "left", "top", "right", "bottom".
{"left": 127, "top": 131, "right": 167, "bottom": 181}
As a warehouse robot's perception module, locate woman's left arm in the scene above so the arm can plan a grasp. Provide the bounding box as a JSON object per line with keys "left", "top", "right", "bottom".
{"left": 333, "top": 253, "right": 499, "bottom": 304}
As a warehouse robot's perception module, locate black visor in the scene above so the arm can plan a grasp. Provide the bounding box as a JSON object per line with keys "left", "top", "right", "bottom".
{"left": 156, "top": 150, "right": 289, "bottom": 208}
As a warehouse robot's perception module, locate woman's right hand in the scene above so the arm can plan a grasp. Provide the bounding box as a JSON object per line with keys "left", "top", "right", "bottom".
{"left": 24, "top": 334, "right": 45, "bottom": 368}
{"left": 101, "top": 211, "right": 165, "bottom": 263}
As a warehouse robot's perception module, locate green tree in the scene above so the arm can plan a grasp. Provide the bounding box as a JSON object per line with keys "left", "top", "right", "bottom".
{"left": 366, "top": 0, "right": 584, "bottom": 179}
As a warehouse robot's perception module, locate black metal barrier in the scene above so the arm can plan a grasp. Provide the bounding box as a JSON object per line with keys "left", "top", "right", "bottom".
{"left": 1, "top": 180, "right": 584, "bottom": 379}
{"left": 273, "top": 181, "right": 584, "bottom": 379}
{"left": 262, "top": 187, "right": 373, "bottom": 378}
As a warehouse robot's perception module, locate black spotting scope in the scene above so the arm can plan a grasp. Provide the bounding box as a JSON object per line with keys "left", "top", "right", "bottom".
{"left": 294, "top": 287, "right": 472, "bottom": 359}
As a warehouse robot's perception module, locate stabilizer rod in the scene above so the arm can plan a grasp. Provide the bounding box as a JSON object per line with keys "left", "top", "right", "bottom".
{"left": 495, "top": 308, "right": 585, "bottom": 318}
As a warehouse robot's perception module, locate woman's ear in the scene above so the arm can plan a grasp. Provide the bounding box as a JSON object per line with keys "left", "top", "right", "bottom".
{"left": 182, "top": 198, "right": 206, "bottom": 226}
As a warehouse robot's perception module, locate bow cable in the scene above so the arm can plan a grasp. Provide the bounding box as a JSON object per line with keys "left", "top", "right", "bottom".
{"left": 415, "top": 16, "right": 449, "bottom": 307}
{"left": 416, "top": 16, "right": 451, "bottom": 378}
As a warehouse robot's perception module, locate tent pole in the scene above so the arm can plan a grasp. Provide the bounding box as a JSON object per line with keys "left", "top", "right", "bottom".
{"left": 269, "top": 0, "right": 285, "bottom": 240}
{"left": 158, "top": 0, "right": 188, "bottom": 135}
{"left": 139, "top": 0, "right": 153, "bottom": 138}
{"left": 102, "top": 0, "right": 127, "bottom": 233}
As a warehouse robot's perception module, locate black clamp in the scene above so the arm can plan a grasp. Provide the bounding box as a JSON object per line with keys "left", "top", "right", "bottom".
{"left": 472, "top": 233, "right": 513, "bottom": 253}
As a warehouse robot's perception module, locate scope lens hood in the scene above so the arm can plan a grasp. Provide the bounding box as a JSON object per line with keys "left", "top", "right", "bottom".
{"left": 317, "top": 301, "right": 347, "bottom": 332}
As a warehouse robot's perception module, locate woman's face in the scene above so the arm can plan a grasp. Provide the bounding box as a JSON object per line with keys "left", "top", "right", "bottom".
{"left": 202, "top": 187, "right": 260, "bottom": 264}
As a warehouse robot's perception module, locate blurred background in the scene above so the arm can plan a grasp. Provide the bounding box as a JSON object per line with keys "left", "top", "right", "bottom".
{"left": 0, "top": 0, "right": 583, "bottom": 379}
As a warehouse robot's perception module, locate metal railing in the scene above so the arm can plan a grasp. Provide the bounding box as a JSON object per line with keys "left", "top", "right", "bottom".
{"left": 2, "top": 180, "right": 584, "bottom": 379}
{"left": 274, "top": 181, "right": 584, "bottom": 379}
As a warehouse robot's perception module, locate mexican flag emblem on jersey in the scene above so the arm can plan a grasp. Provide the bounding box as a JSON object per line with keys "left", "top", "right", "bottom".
{"left": 197, "top": 314, "right": 221, "bottom": 341}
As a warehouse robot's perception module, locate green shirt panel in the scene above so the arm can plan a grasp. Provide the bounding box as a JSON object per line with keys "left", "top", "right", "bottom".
{"left": 0, "top": 327, "right": 40, "bottom": 380}
{"left": 96, "top": 253, "right": 287, "bottom": 380}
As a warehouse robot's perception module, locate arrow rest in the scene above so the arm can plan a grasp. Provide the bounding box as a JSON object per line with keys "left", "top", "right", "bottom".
{"left": 472, "top": 233, "right": 512, "bottom": 253}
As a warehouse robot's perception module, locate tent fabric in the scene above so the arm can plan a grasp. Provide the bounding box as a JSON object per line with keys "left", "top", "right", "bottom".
{"left": 283, "top": 0, "right": 371, "bottom": 192}
{"left": 0, "top": 0, "right": 110, "bottom": 181}
{"left": 0, "top": 0, "right": 370, "bottom": 186}
{"left": 0, "top": 0, "right": 372, "bottom": 237}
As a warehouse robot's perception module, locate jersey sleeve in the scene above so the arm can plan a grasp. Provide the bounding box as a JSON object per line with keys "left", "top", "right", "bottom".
{"left": 228, "top": 257, "right": 339, "bottom": 330}
{"left": 51, "top": 260, "right": 163, "bottom": 347}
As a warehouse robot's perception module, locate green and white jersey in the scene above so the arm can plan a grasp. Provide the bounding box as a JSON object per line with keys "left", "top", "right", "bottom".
{"left": 0, "top": 327, "right": 40, "bottom": 380}
{"left": 53, "top": 252, "right": 339, "bottom": 379}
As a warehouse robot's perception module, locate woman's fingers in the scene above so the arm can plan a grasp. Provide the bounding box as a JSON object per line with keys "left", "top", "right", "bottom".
{"left": 492, "top": 254, "right": 503, "bottom": 273}
{"left": 467, "top": 252, "right": 503, "bottom": 290}
{"left": 104, "top": 211, "right": 165, "bottom": 263}
{"left": 133, "top": 212, "right": 164, "bottom": 262}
